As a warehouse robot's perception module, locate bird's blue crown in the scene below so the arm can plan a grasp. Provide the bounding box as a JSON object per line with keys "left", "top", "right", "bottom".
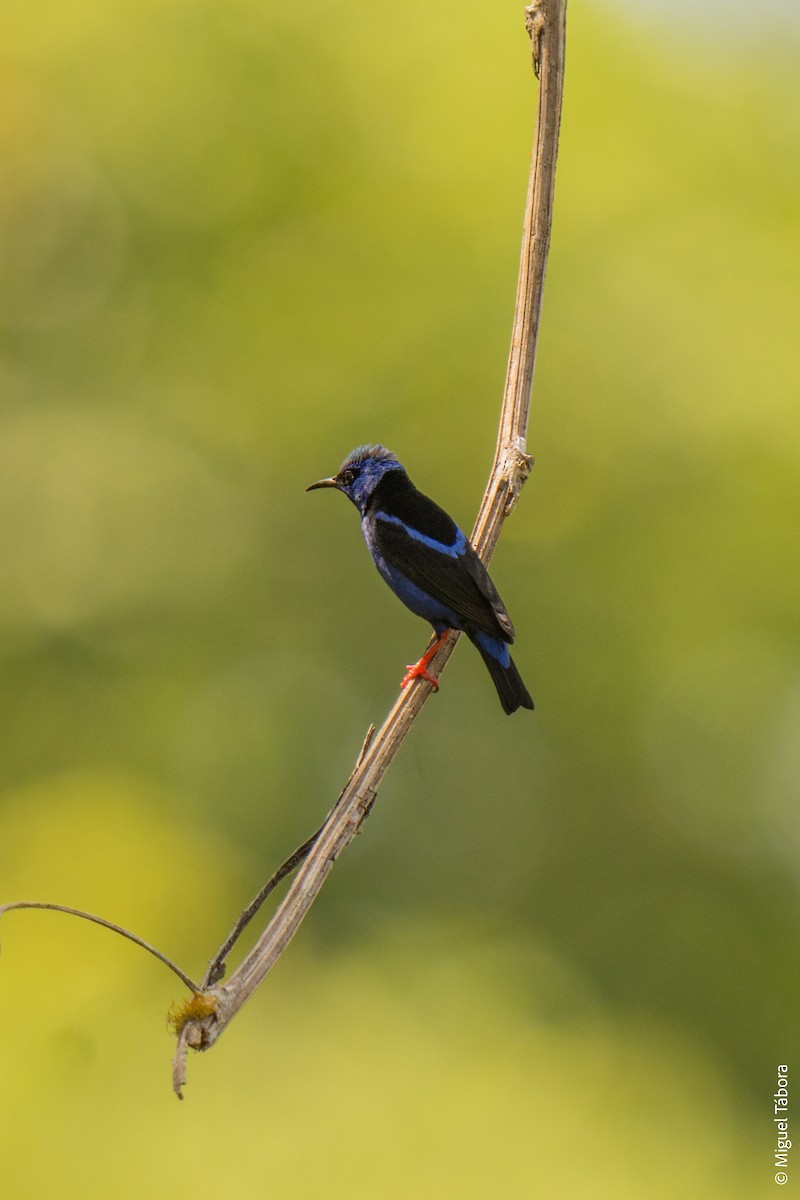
{"left": 337, "top": 444, "right": 405, "bottom": 513}
{"left": 340, "top": 444, "right": 400, "bottom": 472}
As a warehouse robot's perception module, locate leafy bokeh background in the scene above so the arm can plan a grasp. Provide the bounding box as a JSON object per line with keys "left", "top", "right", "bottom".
{"left": 1, "top": 1, "right": 798, "bottom": 1196}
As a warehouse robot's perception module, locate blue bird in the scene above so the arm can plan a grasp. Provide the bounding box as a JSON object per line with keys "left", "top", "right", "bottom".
{"left": 307, "top": 445, "right": 534, "bottom": 714}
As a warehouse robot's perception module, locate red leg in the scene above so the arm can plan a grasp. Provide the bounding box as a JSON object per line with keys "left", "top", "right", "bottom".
{"left": 401, "top": 631, "right": 449, "bottom": 692}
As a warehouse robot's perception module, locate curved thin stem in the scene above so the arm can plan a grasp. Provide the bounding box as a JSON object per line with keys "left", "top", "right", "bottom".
{"left": 0, "top": 901, "right": 200, "bottom": 994}
{"left": 201, "top": 724, "right": 377, "bottom": 986}
{"left": 202, "top": 826, "right": 323, "bottom": 987}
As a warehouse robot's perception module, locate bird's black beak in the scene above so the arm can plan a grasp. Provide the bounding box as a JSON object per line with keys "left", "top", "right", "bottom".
{"left": 305, "top": 475, "right": 340, "bottom": 492}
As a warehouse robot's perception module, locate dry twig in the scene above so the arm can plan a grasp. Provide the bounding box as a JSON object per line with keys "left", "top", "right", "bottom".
{"left": 170, "top": 0, "right": 568, "bottom": 1098}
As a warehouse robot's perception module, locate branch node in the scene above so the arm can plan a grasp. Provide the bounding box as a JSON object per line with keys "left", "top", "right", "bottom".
{"left": 502, "top": 435, "right": 535, "bottom": 514}
{"left": 525, "top": 3, "right": 546, "bottom": 78}
{"left": 167, "top": 989, "right": 220, "bottom": 1037}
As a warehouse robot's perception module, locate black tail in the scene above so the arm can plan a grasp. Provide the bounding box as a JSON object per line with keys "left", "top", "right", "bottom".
{"left": 472, "top": 635, "right": 534, "bottom": 715}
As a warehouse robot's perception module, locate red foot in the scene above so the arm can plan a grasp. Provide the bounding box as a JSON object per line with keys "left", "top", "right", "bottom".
{"left": 401, "top": 662, "right": 440, "bottom": 691}
{"left": 400, "top": 632, "right": 449, "bottom": 692}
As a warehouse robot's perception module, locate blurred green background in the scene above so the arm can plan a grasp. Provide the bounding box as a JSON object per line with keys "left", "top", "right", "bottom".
{"left": 1, "top": 1, "right": 798, "bottom": 1196}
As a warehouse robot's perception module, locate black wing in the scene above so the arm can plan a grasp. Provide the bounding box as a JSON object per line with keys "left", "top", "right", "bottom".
{"left": 372, "top": 502, "right": 515, "bottom": 643}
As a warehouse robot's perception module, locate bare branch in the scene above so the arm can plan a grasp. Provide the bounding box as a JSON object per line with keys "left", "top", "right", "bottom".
{"left": 171, "top": 0, "right": 568, "bottom": 1096}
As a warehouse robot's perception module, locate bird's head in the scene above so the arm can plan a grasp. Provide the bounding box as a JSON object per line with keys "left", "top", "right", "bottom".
{"left": 306, "top": 445, "right": 405, "bottom": 514}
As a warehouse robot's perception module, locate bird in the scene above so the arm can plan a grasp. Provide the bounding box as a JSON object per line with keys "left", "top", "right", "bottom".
{"left": 306, "top": 444, "right": 534, "bottom": 714}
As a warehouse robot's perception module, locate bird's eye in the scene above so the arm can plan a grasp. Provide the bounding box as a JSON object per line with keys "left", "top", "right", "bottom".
{"left": 340, "top": 468, "right": 357, "bottom": 486}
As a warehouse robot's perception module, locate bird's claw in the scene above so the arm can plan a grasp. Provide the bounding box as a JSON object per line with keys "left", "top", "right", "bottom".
{"left": 401, "top": 663, "right": 440, "bottom": 691}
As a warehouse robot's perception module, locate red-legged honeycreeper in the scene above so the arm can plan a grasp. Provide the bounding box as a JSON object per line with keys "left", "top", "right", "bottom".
{"left": 306, "top": 445, "right": 534, "bottom": 714}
